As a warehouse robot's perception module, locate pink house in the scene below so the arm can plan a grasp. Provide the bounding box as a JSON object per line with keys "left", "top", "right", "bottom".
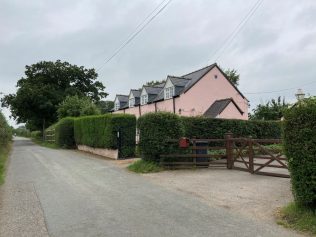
{"left": 113, "top": 63, "right": 249, "bottom": 120}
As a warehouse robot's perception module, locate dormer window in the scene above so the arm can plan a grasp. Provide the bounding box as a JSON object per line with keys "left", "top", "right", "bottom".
{"left": 164, "top": 86, "right": 174, "bottom": 99}
{"left": 129, "top": 98, "right": 135, "bottom": 107}
{"left": 141, "top": 95, "right": 148, "bottom": 105}
{"left": 114, "top": 101, "right": 120, "bottom": 111}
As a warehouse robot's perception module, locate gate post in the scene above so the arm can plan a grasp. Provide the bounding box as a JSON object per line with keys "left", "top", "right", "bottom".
{"left": 248, "top": 136, "right": 254, "bottom": 174}
{"left": 225, "top": 132, "right": 233, "bottom": 169}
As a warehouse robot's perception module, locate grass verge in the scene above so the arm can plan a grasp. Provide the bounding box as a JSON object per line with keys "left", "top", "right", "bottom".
{"left": 0, "top": 143, "right": 12, "bottom": 185}
{"left": 32, "top": 139, "right": 59, "bottom": 149}
{"left": 277, "top": 202, "right": 316, "bottom": 235}
{"left": 128, "top": 160, "right": 162, "bottom": 173}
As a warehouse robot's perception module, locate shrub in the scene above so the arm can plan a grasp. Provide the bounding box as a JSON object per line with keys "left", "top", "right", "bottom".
{"left": 74, "top": 114, "right": 136, "bottom": 158}
{"left": 137, "top": 112, "right": 185, "bottom": 162}
{"left": 55, "top": 118, "right": 75, "bottom": 148}
{"left": 181, "top": 116, "right": 281, "bottom": 139}
{"left": 283, "top": 98, "right": 316, "bottom": 209}
{"left": 31, "top": 131, "right": 42, "bottom": 140}
{"left": 57, "top": 95, "right": 100, "bottom": 119}
{"left": 0, "top": 112, "right": 12, "bottom": 145}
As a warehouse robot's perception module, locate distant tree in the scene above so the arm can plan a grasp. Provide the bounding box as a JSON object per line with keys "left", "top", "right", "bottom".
{"left": 224, "top": 68, "right": 240, "bottom": 86}
{"left": 57, "top": 95, "right": 100, "bottom": 119}
{"left": 249, "top": 96, "right": 289, "bottom": 120}
{"left": 145, "top": 80, "right": 166, "bottom": 87}
{"left": 1, "top": 60, "right": 107, "bottom": 135}
{"left": 96, "top": 100, "right": 114, "bottom": 114}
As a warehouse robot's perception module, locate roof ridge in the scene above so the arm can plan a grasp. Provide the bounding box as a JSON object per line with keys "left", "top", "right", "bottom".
{"left": 181, "top": 63, "right": 216, "bottom": 77}
{"left": 116, "top": 94, "right": 128, "bottom": 96}
{"left": 167, "top": 75, "right": 191, "bottom": 80}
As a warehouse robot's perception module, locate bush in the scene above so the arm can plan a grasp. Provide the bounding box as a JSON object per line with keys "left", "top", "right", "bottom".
{"left": 0, "top": 112, "right": 12, "bottom": 145}
{"left": 74, "top": 114, "right": 136, "bottom": 158}
{"left": 137, "top": 112, "right": 185, "bottom": 162}
{"left": 283, "top": 98, "right": 316, "bottom": 208}
{"left": 31, "top": 131, "right": 42, "bottom": 140}
{"left": 55, "top": 118, "right": 75, "bottom": 148}
{"left": 181, "top": 116, "right": 281, "bottom": 139}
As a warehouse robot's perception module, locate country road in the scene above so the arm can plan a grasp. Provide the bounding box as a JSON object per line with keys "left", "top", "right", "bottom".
{"left": 0, "top": 138, "right": 301, "bottom": 237}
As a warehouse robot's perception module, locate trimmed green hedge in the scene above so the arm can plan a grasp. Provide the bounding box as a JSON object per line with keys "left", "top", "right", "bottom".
{"left": 138, "top": 112, "right": 185, "bottom": 162}
{"left": 181, "top": 117, "right": 281, "bottom": 139}
{"left": 74, "top": 114, "right": 136, "bottom": 158}
{"left": 138, "top": 112, "right": 282, "bottom": 162}
{"left": 55, "top": 118, "right": 75, "bottom": 148}
{"left": 283, "top": 98, "right": 316, "bottom": 209}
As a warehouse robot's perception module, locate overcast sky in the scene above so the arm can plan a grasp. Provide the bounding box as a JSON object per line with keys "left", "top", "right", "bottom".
{"left": 1, "top": 0, "right": 316, "bottom": 126}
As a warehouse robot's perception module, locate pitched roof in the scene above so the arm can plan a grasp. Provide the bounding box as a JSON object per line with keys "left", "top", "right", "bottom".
{"left": 116, "top": 95, "right": 128, "bottom": 102}
{"left": 204, "top": 98, "right": 244, "bottom": 118}
{"left": 130, "top": 89, "right": 141, "bottom": 98}
{"left": 144, "top": 86, "right": 163, "bottom": 95}
{"left": 182, "top": 64, "right": 216, "bottom": 92}
{"left": 168, "top": 76, "right": 191, "bottom": 87}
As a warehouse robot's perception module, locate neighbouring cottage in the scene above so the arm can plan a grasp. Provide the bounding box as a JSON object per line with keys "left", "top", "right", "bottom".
{"left": 113, "top": 63, "right": 249, "bottom": 120}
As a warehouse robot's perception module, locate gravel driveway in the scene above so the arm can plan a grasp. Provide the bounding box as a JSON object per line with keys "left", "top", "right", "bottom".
{"left": 0, "top": 138, "right": 302, "bottom": 237}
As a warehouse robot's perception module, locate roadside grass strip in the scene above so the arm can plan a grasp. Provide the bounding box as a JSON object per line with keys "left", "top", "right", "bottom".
{"left": 128, "top": 160, "right": 162, "bottom": 173}
{"left": 0, "top": 143, "right": 11, "bottom": 185}
{"left": 277, "top": 202, "right": 316, "bottom": 235}
{"left": 32, "top": 139, "right": 59, "bottom": 149}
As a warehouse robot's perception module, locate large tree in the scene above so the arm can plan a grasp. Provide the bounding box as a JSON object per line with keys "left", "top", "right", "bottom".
{"left": 249, "top": 96, "right": 289, "bottom": 120}
{"left": 1, "top": 60, "right": 107, "bottom": 132}
{"left": 224, "top": 68, "right": 240, "bottom": 86}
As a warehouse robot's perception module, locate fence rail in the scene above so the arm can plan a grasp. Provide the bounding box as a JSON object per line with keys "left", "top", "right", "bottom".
{"left": 159, "top": 133, "right": 289, "bottom": 178}
{"left": 45, "top": 129, "right": 55, "bottom": 143}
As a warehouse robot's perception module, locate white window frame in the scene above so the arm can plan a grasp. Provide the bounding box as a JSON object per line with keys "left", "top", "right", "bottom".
{"left": 129, "top": 98, "right": 135, "bottom": 108}
{"left": 164, "top": 86, "right": 174, "bottom": 99}
{"left": 141, "top": 95, "right": 148, "bottom": 105}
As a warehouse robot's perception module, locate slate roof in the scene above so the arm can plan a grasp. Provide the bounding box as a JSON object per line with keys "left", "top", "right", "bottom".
{"left": 130, "top": 89, "right": 141, "bottom": 98}
{"left": 144, "top": 86, "right": 163, "bottom": 95}
{"left": 116, "top": 95, "right": 128, "bottom": 102}
{"left": 114, "top": 63, "right": 247, "bottom": 110}
{"left": 204, "top": 98, "right": 244, "bottom": 118}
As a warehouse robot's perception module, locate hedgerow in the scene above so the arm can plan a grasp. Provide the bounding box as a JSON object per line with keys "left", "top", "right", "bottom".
{"left": 283, "top": 98, "right": 316, "bottom": 209}
{"left": 74, "top": 114, "right": 136, "bottom": 158}
{"left": 137, "top": 112, "right": 184, "bottom": 162}
{"left": 0, "top": 112, "right": 12, "bottom": 145}
{"left": 181, "top": 116, "right": 281, "bottom": 139}
{"left": 55, "top": 117, "right": 75, "bottom": 148}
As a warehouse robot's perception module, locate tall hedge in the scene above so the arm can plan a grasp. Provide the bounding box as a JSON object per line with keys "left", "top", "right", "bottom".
{"left": 55, "top": 118, "right": 75, "bottom": 148}
{"left": 74, "top": 114, "right": 136, "bottom": 158}
{"left": 138, "top": 112, "right": 185, "bottom": 162}
{"left": 0, "top": 112, "right": 12, "bottom": 145}
{"left": 181, "top": 116, "right": 281, "bottom": 139}
{"left": 283, "top": 98, "right": 316, "bottom": 208}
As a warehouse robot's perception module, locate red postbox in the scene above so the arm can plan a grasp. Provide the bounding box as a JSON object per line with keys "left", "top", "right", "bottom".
{"left": 179, "top": 137, "right": 190, "bottom": 148}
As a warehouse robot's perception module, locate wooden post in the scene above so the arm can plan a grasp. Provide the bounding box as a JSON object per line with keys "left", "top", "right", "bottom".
{"left": 248, "top": 136, "right": 254, "bottom": 174}
{"left": 225, "top": 132, "right": 233, "bottom": 169}
{"left": 192, "top": 137, "right": 197, "bottom": 168}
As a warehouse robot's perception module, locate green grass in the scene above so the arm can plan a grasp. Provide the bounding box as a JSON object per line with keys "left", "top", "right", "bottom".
{"left": 32, "top": 139, "right": 59, "bottom": 149}
{"left": 277, "top": 202, "right": 316, "bottom": 235}
{"left": 128, "top": 160, "right": 163, "bottom": 173}
{"left": 0, "top": 143, "right": 12, "bottom": 185}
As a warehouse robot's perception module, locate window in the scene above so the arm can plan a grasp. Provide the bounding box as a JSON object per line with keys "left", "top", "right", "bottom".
{"left": 129, "top": 98, "right": 135, "bottom": 107}
{"left": 141, "top": 95, "right": 148, "bottom": 105}
{"left": 114, "top": 101, "right": 120, "bottom": 111}
{"left": 164, "top": 87, "right": 174, "bottom": 99}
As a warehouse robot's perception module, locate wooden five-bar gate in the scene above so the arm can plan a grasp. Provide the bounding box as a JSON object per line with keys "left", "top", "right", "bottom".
{"left": 160, "top": 133, "right": 289, "bottom": 178}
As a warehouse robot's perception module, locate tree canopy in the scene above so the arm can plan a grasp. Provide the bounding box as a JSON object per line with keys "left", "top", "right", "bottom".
{"left": 57, "top": 95, "right": 101, "bottom": 119}
{"left": 249, "top": 96, "right": 289, "bottom": 120}
{"left": 1, "top": 60, "right": 107, "bottom": 130}
{"left": 224, "top": 68, "right": 240, "bottom": 86}
{"left": 145, "top": 80, "right": 166, "bottom": 87}
{"left": 96, "top": 100, "right": 114, "bottom": 114}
